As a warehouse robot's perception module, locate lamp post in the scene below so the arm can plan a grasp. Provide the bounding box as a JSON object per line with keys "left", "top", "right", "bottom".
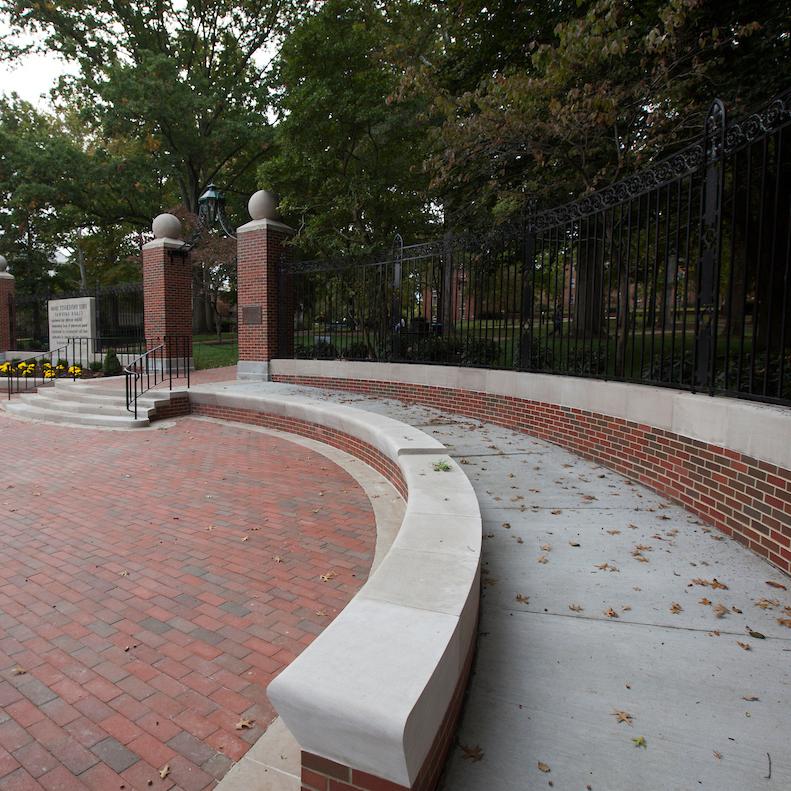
{"left": 196, "top": 183, "right": 237, "bottom": 241}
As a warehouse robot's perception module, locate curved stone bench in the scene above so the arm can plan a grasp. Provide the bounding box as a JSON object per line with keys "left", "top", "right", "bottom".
{"left": 187, "top": 387, "right": 482, "bottom": 791}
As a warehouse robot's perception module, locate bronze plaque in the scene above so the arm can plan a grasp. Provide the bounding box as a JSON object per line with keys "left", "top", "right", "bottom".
{"left": 242, "top": 305, "right": 262, "bottom": 325}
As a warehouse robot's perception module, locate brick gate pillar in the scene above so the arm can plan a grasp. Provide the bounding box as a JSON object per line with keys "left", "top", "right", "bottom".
{"left": 236, "top": 190, "right": 294, "bottom": 380}
{"left": 0, "top": 255, "right": 15, "bottom": 355}
{"left": 142, "top": 214, "right": 193, "bottom": 368}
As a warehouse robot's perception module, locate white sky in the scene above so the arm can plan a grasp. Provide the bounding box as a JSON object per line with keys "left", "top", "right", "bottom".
{"left": 0, "top": 19, "right": 74, "bottom": 107}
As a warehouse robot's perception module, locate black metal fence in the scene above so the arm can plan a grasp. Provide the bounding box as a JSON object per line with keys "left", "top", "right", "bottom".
{"left": 14, "top": 283, "right": 144, "bottom": 349}
{"left": 282, "top": 88, "right": 791, "bottom": 406}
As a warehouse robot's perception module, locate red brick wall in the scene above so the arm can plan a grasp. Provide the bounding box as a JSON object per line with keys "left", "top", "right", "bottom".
{"left": 142, "top": 243, "right": 193, "bottom": 357}
{"left": 237, "top": 224, "right": 293, "bottom": 363}
{"left": 272, "top": 374, "right": 791, "bottom": 576}
{"left": 0, "top": 276, "right": 15, "bottom": 352}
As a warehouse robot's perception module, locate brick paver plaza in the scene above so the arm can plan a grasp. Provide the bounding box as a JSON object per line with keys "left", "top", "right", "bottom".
{"left": 0, "top": 406, "right": 375, "bottom": 790}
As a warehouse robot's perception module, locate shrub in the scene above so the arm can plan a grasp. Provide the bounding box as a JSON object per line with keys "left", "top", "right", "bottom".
{"left": 461, "top": 338, "right": 501, "bottom": 367}
{"left": 89, "top": 361, "right": 103, "bottom": 372}
{"left": 103, "top": 349, "right": 123, "bottom": 376}
{"left": 312, "top": 340, "right": 338, "bottom": 359}
{"left": 344, "top": 341, "right": 370, "bottom": 360}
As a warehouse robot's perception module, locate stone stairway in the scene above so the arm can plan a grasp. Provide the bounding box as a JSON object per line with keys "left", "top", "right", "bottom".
{"left": 4, "top": 378, "right": 180, "bottom": 428}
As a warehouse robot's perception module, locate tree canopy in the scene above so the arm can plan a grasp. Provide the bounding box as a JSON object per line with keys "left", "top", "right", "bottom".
{"left": 0, "top": 0, "right": 788, "bottom": 286}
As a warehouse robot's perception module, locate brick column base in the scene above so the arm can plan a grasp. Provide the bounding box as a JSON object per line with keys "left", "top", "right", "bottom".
{"left": 236, "top": 218, "right": 294, "bottom": 380}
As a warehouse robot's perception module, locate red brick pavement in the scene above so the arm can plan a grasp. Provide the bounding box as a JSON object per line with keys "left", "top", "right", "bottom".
{"left": 0, "top": 410, "right": 375, "bottom": 790}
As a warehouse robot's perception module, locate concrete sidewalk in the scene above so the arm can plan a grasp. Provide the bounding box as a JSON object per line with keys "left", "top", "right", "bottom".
{"left": 198, "top": 379, "right": 791, "bottom": 791}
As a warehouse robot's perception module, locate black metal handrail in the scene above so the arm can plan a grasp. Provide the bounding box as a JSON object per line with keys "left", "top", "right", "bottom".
{"left": 3, "top": 345, "right": 73, "bottom": 399}
{"left": 124, "top": 336, "right": 191, "bottom": 419}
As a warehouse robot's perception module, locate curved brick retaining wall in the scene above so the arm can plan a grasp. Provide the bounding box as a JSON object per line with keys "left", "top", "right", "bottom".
{"left": 269, "top": 361, "right": 791, "bottom": 577}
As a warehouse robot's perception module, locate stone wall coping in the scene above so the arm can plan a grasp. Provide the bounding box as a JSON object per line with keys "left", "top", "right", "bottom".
{"left": 270, "top": 359, "right": 791, "bottom": 471}
{"left": 141, "top": 237, "right": 185, "bottom": 251}
{"left": 186, "top": 385, "right": 482, "bottom": 787}
{"left": 236, "top": 217, "right": 295, "bottom": 236}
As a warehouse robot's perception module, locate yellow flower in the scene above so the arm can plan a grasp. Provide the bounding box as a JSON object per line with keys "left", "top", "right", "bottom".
{"left": 44, "top": 370, "right": 57, "bottom": 379}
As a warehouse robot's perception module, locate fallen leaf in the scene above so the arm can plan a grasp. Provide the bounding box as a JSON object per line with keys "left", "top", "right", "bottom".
{"left": 612, "top": 710, "right": 633, "bottom": 725}
{"left": 515, "top": 536, "right": 524, "bottom": 544}
{"left": 537, "top": 555, "right": 549, "bottom": 565}
{"left": 713, "top": 751, "right": 722, "bottom": 760}
{"left": 713, "top": 603, "right": 729, "bottom": 618}
{"left": 551, "top": 509, "right": 562, "bottom": 515}
{"left": 501, "top": 522, "right": 511, "bottom": 529}
{"left": 241, "top": 536, "right": 248, "bottom": 542}
{"left": 515, "top": 594, "right": 530, "bottom": 604}
{"left": 766, "top": 580, "right": 788, "bottom": 590}
{"left": 605, "top": 608, "right": 619, "bottom": 618}
{"left": 461, "top": 744, "right": 484, "bottom": 762}
{"left": 235, "top": 718, "right": 255, "bottom": 730}
{"left": 541, "top": 544, "right": 552, "bottom": 552}
{"left": 11, "top": 667, "right": 26, "bottom": 676}
{"left": 736, "top": 641, "right": 751, "bottom": 651}
{"left": 777, "top": 618, "right": 791, "bottom": 628}
{"left": 731, "top": 606, "right": 743, "bottom": 614}
{"left": 699, "top": 598, "right": 712, "bottom": 606}
{"left": 607, "top": 529, "right": 621, "bottom": 535}
{"left": 755, "top": 598, "right": 779, "bottom": 609}
{"left": 320, "top": 571, "right": 337, "bottom": 582}
{"left": 569, "top": 603, "right": 584, "bottom": 612}
{"left": 273, "top": 556, "right": 282, "bottom": 563}
{"left": 708, "top": 630, "right": 721, "bottom": 637}
{"left": 742, "top": 695, "right": 759, "bottom": 701}
{"left": 159, "top": 764, "right": 170, "bottom": 780}
{"left": 119, "top": 570, "right": 129, "bottom": 577}
{"left": 569, "top": 541, "right": 581, "bottom": 547}
{"left": 538, "top": 761, "right": 551, "bottom": 773}
{"left": 670, "top": 603, "right": 683, "bottom": 614}
{"left": 632, "top": 736, "right": 647, "bottom": 749}
{"left": 691, "top": 578, "right": 729, "bottom": 590}
{"left": 747, "top": 629, "right": 766, "bottom": 639}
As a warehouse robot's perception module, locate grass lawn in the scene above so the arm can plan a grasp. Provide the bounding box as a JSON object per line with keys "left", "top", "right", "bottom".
{"left": 193, "top": 333, "right": 238, "bottom": 370}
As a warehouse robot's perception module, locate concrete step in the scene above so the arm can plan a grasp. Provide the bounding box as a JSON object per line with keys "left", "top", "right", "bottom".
{"left": 35, "top": 386, "right": 164, "bottom": 411}
{"left": 19, "top": 392, "right": 156, "bottom": 418}
{"left": 5, "top": 401, "right": 150, "bottom": 429}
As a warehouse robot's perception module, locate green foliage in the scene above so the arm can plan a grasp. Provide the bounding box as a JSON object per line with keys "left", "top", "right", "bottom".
{"left": 262, "top": 0, "right": 437, "bottom": 254}
{"left": 88, "top": 360, "right": 103, "bottom": 372}
{"left": 102, "top": 349, "right": 123, "bottom": 376}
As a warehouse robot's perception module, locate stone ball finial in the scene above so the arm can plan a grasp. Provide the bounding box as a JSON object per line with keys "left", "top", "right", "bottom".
{"left": 0, "top": 255, "right": 7, "bottom": 272}
{"left": 248, "top": 190, "right": 278, "bottom": 221}
{"left": 152, "top": 213, "right": 183, "bottom": 240}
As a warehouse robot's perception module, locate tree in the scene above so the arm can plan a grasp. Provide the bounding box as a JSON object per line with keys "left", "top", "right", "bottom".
{"left": 261, "top": 0, "right": 437, "bottom": 255}
{"left": 419, "top": 0, "right": 791, "bottom": 225}
{"left": 0, "top": 0, "right": 311, "bottom": 326}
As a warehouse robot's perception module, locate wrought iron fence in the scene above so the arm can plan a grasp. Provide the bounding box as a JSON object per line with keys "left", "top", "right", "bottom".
{"left": 281, "top": 88, "right": 791, "bottom": 407}
{"left": 14, "top": 282, "right": 144, "bottom": 349}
